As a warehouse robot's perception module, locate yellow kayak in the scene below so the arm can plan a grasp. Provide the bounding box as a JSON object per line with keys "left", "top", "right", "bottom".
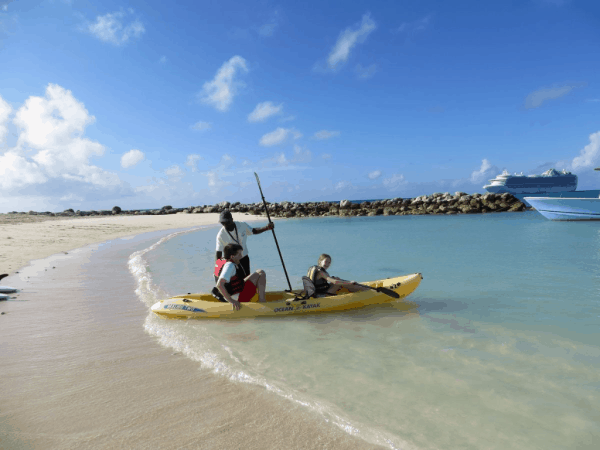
{"left": 150, "top": 273, "right": 423, "bottom": 319}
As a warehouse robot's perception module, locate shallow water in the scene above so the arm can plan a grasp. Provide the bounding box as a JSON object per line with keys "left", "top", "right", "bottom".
{"left": 135, "top": 212, "right": 600, "bottom": 449}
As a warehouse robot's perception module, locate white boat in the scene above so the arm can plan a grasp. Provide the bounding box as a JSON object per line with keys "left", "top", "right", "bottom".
{"left": 525, "top": 168, "right": 600, "bottom": 221}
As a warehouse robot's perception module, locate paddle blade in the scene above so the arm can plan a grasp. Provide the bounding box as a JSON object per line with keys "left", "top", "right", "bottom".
{"left": 376, "top": 287, "right": 400, "bottom": 298}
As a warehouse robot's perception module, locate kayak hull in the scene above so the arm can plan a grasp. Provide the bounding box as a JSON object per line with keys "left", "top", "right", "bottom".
{"left": 151, "top": 273, "right": 423, "bottom": 319}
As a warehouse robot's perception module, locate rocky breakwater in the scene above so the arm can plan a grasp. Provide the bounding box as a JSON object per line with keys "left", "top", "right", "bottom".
{"left": 5, "top": 193, "right": 527, "bottom": 219}
{"left": 254, "top": 192, "right": 527, "bottom": 218}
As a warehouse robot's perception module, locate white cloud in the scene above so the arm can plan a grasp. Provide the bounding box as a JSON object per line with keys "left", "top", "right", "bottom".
{"left": 396, "top": 15, "right": 432, "bottom": 33}
{"left": 0, "top": 84, "right": 125, "bottom": 198}
{"left": 259, "top": 127, "right": 301, "bottom": 146}
{"left": 280, "top": 115, "right": 295, "bottom": 123}
{"left": 205, "top": 170, "right": 232, "bottom": 192}
{"left": 274, "top": 144, "right": 312, "bottom": 166}
{"left": 335, "top": 180, "right": 352, "bottom": 190}
{"left": 0, "top": 151, "right": 47, "bottom": 189}
{"left": 327, "top": 13, "right": 376, "bottom": 70}
{"left": 258, "top": 10, "right": 280, "bottom": 37}
{"left": 470, "top": 158, "right": 499, "bottom": 184}
{"left": 524, "top": 83, "right": 583, "bottom": 109}
{"left": 248, "top": 101, "right": 283, "bottom": 122}
{"left": 382, "top": 173, "right": 406, "bottom": 190}
{"left": 165, "top": 164, "right": 185, "bottom": 181}
{"left": 191, "top": 121, "right": 211, "bottom": 132}
{"left": 368, "top": 170, "right": 382, "bottom": 180}
{"left": 275, "top": 152, "right": 287, "bottom": 165}
{"left": 185, "top": 154, "right": 203, "bottom": 172}
{"left": 219, "top": 154, "right": 235, "bottom": 166}
{"left": 86, "top": 10, "right": 145, "bottom": 46}
{"left": 0, "top": 94, "right": 11, "bottom": 143}
{"left": 199, "top": 56, "right": 248, "bottom": 112}
{"left": 355, "top": 63, "right": 377, "bottom": 80}
{"left": 121, "top": 149, "right": 145, "bottom": 168}
{"left": 159, "top": 55, "right": 167, "bottom": 64}
{"left": 313, "top": 129, "right": 340, "bottom": 140}
{"left": 571, "top": 131, "right": 600, "bottom": 170}
{"left": 60, "top": 193, "right": 84, "bottom": 203}
{"left": 322, "top": 153, "right": 332, "bottom": 160}
{"left": 292, "top": 144, "right": 311, "bottom": 162}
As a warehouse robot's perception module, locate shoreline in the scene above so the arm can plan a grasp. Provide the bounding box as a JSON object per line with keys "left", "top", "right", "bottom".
{"left": 0, "top": 228, "right": 380, "bottom": 449}
{"left": 0, "top": 212, "right": 262, "bottom": 276}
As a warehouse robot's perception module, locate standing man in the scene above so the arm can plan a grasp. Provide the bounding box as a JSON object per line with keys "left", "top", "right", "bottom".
{"left": 215, "top": 209, "right": 274, "bottom": 278}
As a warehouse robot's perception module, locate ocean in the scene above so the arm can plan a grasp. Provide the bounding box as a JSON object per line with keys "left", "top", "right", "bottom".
{"left": 130, "top": 211, "right": 599, "bottom": 449}
{"left": 2, "top": 211, "right": 598, "bottom": 449}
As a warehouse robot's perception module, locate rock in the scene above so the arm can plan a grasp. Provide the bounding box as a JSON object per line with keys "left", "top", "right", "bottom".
{"left": 340, "top": 200, "right": 352, "bottom": 208}
{"left": 112, "top": 206, "right": 122, "bottom": 214}
{"left": 219, "top": 201, "right": 230, "bottom": 208}
{"left": 64, "top": 208, "right": 74, "bottom": 213}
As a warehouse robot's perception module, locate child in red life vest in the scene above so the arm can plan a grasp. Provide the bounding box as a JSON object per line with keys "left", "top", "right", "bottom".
{"left": 215, "top": 243, "right": 267, "bottom": 310}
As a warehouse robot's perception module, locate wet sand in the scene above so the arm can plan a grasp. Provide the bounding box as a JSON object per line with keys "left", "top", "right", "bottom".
{"left": 0, "top": 215, "right": 382, "bottom": 449}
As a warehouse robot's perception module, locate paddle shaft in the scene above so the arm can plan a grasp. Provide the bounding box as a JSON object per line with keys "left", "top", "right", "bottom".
{"left": 254, "top": 173, "right": 293, "bottom": 291}
{"left": 355, "top": 283, "right": 399, "bottom": 299}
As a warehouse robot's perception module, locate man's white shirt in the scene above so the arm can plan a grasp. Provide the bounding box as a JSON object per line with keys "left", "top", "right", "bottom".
{"left": 216, "top": 221, "right": 253, "bottom": 257}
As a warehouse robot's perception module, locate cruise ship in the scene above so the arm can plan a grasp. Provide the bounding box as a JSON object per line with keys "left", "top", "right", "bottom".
{"left": 483, "top": 168, "right": 599, "bottom": 205}
{"left": 484, "top": 168, "right": 577, "bottom": 194}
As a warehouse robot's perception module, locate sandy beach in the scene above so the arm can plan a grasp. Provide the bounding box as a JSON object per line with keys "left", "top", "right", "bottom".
{"left": 0, "top": 212, "right": 258, "bottom": 276}
{"left": 0, "top": 213, "right": 382, "bottom": 449}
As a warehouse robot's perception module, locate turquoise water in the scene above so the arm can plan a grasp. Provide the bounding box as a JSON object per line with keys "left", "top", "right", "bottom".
{"left": 131, "top": 212, "right": 600, "bottom": 449}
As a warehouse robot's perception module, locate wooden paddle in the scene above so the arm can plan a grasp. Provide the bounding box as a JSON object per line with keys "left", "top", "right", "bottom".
{"left": 355, "top": 283, "right": 399, "bottom": 299}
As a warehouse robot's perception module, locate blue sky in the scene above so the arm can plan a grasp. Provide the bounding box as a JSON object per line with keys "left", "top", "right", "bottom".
{"left": 1, "top": 0, "right": 599, "bottom": 212}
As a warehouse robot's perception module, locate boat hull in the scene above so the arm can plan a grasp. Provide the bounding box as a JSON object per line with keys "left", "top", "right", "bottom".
{"left": 514, "top": 190, "right": 600, "bottom": 207}
{"left": 151, "top": 273, "right": 423, "bottom": 319}
{"left": 524, "top": 197, "right": 600, "bottom": 220}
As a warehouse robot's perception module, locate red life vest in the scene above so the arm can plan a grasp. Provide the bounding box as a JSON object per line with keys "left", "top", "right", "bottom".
{"left": 214, "top": 259, "right": 246, "bottom": 294}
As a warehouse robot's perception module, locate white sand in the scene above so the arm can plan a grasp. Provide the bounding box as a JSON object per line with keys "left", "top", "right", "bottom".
{"left": 0, "top": 212, "right": 255, "bottom": 275}
{"left": 0, "top": 213, "right": 380, "bottom": 449}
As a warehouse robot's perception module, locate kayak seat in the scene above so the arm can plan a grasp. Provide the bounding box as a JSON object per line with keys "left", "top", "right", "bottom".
{"left": 292, "top": 276, "right": 318, "bottom": 301}
{"left": 294, "top": 276, "right": 333, "bottom": 301}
